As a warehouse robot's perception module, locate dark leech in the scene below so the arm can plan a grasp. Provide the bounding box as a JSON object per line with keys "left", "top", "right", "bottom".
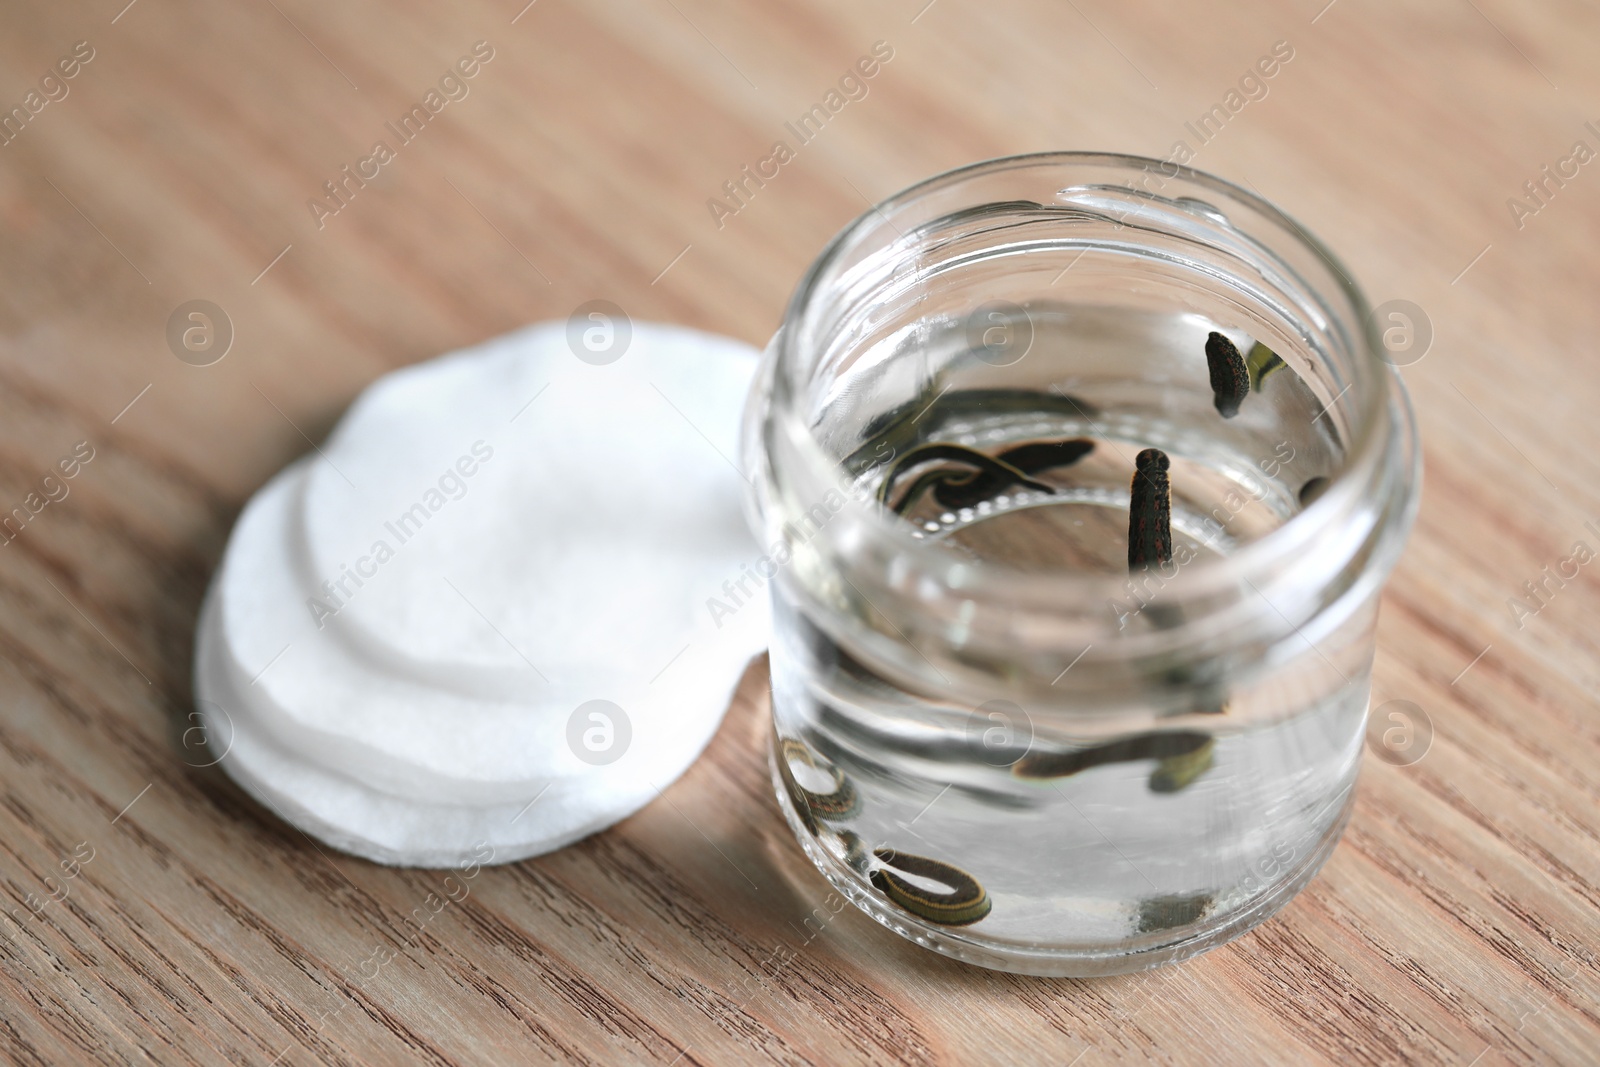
{"left": 837, "top": 830, "right": 872, "bottom": 874}
{"left": 1298, "top": 476, "right": 1329, "bottom": 507}
{"left": 888, "top": 468, "right": 978, "bottom": 516}
{"left": 916, "top": 469, "right": 985, "bottom": 512}
{"left": 931, "top": 438, "right": 1095, "bottom": 509}
{"left": 1205, "top": 332, "right": 1250, "bottom": 418}
{"left": 1126, "top": 441, "right": 1222, "bottom": 735}
{"left": 877, "top": 443, "right": 1055, "bottom": 510}
{"left": 1127, "top": 447, "right": 1172, "bottom": 571}
{"left": 779, "top": 738, "right": 861, "bottom": 823}
{"left": 1245, "top": 341, "right": 1286, "bottom": 391}
{"left": 1148, "top": 737, "right": 1215, "bottom": 792}
{"left": 1011, "top": 730, "right": 1212, "bottom": 780}
{"left": 1136, "top": 892, "right": 1214, "bottom": 933}
{"left": 845, "top": 388, "right": 1099, "bottom": 474}
{"left": 1121, "top": 458, "right": 1219, "bottom": 782}
{"left": 869, "top": 847, "right": 992, "bottom": 926}
{"left": 774, "top": 739, "right": 819, "bottom": 836}
{"left": 995, "top": 437, "right": 1097, "bottom": 474}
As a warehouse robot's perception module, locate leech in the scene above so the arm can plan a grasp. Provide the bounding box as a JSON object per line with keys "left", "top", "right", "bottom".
{"left": 1011, "top": 730, "right": 1212, "bottom": 780}
{"left": 1148, "top": 737, "right": 1215, "bottom": 792}
{"left": 888, "top": 468, "right": 979, "bottom": 516}
{"left": 837, "top": 830, "right": 872, "bottom": 874}
{"left": 1245, "top": 341, "right": 1286, "bottom": 391}
{"left": 1136, "top": 892, "right": 1214, "bottom": 933}
{"left": 1127, "top": 448, "right": 1172, "bottom": 571}
{"left": 1298, "top": 476, "right": 1329, "bottom": 507}
{"left": 1126, "top": 444, "right": 1222, "bottom": 735}
{"left": 869, "top": 847, "right": 992, "bottom": 926}
{"left": 778, "top": 738, "right": 861, "bottom": 823}
{"left": 992, "top": 437, "right": 1097, "bottom": 474}
{"left": 877, "top": 443, "right": 1055, "bottom": 510}
{"left": 1205, "top": 332, "right": 1250, "bottom": 418}
{"left": 846, "top": 388, "right": 1099, "bottom": 474}
{"left": 775, "top": 747, "right": 819, "bottom": 836}
{"left": 932, "top": 438, "right": 1095, "bottom": 509}
{"left": 888, "top": 437, "right": 1092, "bottom": 513}
{"left": 1122, "top": 451, "right": 1221, "bottom": 774}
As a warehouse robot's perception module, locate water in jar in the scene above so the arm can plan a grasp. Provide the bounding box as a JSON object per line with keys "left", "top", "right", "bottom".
{"left": 768, "top": 304, "right": 1369, "bottom": 971}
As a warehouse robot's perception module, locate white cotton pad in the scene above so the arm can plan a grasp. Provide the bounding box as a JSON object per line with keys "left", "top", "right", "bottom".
{"left": 193, "top": 321, "right": 770, "bottom": 866}
{"left": 301, "top": 322, "right": 762, "bottom": 691}
{"left": 197, "top": 594, "right": 636, "bottom": 867}
{"left": 210, "top": 460, "right": 759, "bottom": 803}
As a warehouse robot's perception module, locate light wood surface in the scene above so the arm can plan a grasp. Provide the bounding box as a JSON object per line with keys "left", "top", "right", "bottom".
{"left": 2, "top": 0, "right": 1598, "bottom": 1063}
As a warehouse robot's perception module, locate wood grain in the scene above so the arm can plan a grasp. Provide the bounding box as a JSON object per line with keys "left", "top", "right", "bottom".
{"left": 1, "top": 0, "right": 1598, "bottom": 1063}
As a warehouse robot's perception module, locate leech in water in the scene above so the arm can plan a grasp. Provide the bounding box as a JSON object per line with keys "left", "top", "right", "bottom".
{"left": 778, "top": 737, "right": 861, "bottom": 827}
{"left": 845, "top": 387, "right": 1099, "bottom": 474}
{"left": 930, "top": 437, "right": 1095, "bottom": 510}
{"left": 1205, "top": 332, "right": 1251, "bottom": 418}
{"left": 869, "top": 847, "right": 993, "bottom": 926}
{"left": 1123, "top": 446, "right": 1223, "bottom": 768}
{"left": 1125, "top": 443, "right": 1219, "bottom": 710}
{"left": 1136, "top": 892, "right": 1214, "bottom": 933}
{"left": 1245, "top": 341, "right": 1286, "bottom": 391}
{"left": 1148, "top": 737, "right": 1215, "bottom": 792}
{"left": 837, "top": 830, "right": 872, "bottom": 874}
{"left": 1127, "top": 448, "right": 1173, "bottom": 571}
{"left": 1011, "top": 730, "right": 1212, "bottom": 780}
{"left": 887, "top": 468, "right": 980, "bottom": 515}
{"left": 1127, "top": 444, "right": 1181, "bottom": 636}
{"left": 878, "top": 443, "right": 1056, "bottom": 512}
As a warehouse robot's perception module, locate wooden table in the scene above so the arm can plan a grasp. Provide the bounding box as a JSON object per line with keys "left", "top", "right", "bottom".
{"left": 1, "top": 0, "right": 1596, "bottom": 1063}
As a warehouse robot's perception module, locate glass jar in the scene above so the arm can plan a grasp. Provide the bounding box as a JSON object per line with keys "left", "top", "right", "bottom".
{"left": 741, "top": 152, "right": 1419, "bottom": 976}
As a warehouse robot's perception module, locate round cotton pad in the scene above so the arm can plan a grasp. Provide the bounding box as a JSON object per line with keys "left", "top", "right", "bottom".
{"left": 197, "top": 594, "right": 635, "bottom": 867}
{"left": 193, "top": 321, "right": 770, "bottom": 866}
{"left": 301, "top": 322, "right": 762, "bottom": 693}
{"left": 213, "top": 460, "right": 761, "bottom": 803}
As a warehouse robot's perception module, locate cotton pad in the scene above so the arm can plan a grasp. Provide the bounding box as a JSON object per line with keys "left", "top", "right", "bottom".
{"left": 214, "top": 460, "right": 761, "bottom": 803}
{"left": 193, "top": 321, "right": 770, "bottom": 866}
{"left": 197, "top": 594, "right": 636, "bottom": 866}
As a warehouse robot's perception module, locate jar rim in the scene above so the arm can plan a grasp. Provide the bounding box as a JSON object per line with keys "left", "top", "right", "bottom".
{"left": 763, "top": 150, "right": 1418, "bottom": 622}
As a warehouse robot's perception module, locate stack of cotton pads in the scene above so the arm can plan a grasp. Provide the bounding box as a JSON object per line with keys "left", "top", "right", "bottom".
{"left": 194, "top": 321, "right": 770, "bottom": 867}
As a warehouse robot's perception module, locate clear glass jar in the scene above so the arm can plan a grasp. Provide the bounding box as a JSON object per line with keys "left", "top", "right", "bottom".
{"left": 741, "top": 152, "right": 1419, "bottom": 976}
